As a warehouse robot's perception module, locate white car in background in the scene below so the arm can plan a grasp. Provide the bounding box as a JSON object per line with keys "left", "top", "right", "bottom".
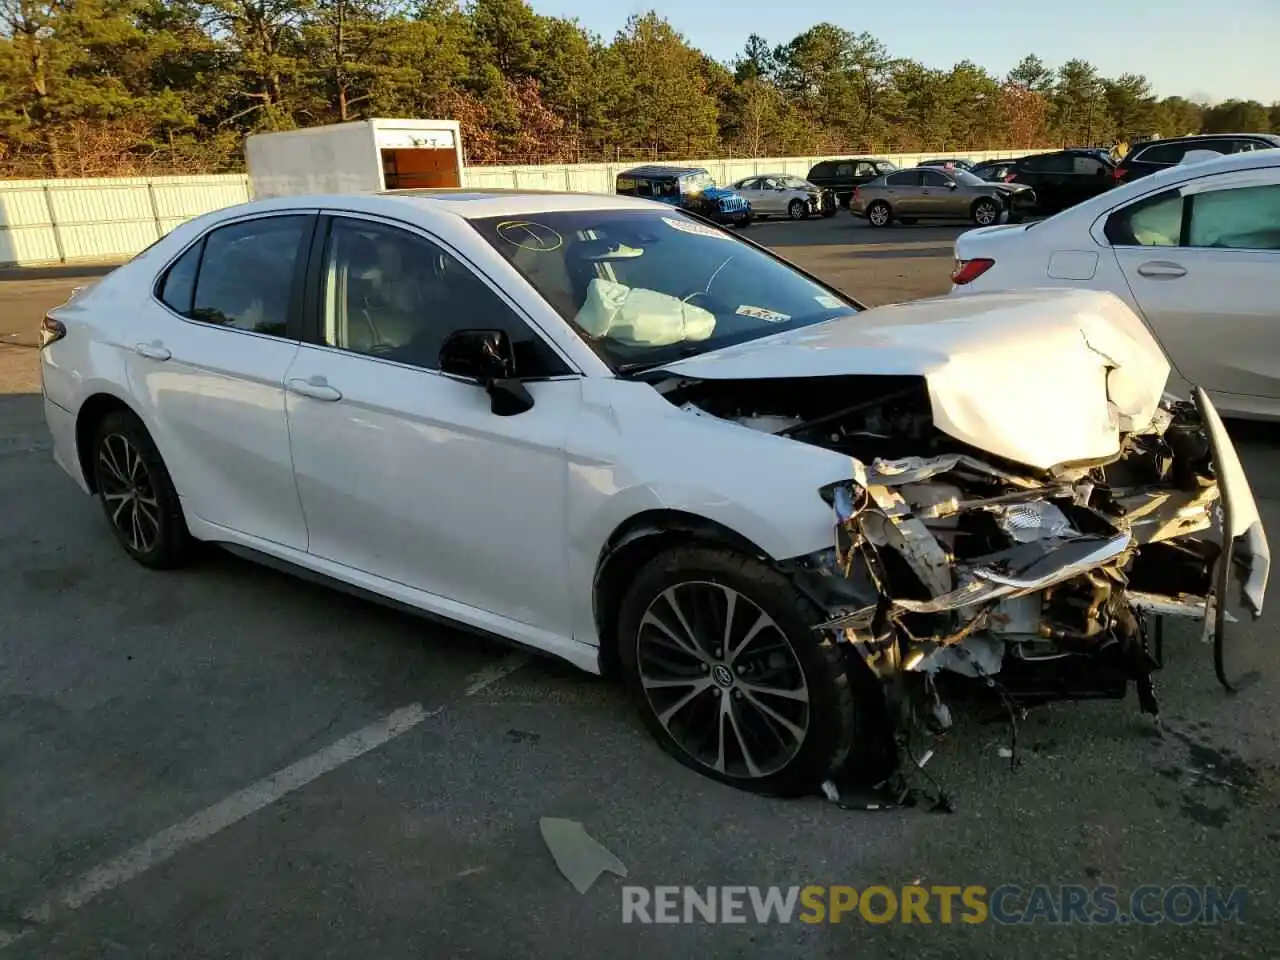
{"left": 731, "top": 174, "right": 834, "bottom": 219}
{"left": 949, "top": 149, "right": 1280, "bottom": 420}
{"left": 40, "top": 188, "right": 1267, "bottom": 797}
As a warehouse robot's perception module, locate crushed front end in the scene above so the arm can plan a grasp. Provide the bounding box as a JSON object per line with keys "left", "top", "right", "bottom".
{"left": 789, "top": 388, "right": 1268, "bottom": 731}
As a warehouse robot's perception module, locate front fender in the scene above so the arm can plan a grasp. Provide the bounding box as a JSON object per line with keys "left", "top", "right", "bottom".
{"left": 564, "top": 378, "right": 858, "bottom": 645}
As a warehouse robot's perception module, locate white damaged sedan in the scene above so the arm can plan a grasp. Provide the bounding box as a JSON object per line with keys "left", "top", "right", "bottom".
{"left": 40, "top": 189, "right": 1269, "bottom": 796}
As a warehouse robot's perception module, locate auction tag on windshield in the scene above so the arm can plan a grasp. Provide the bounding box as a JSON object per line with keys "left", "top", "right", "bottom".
{"left": 736, "top": 304, "right": 790, "bottom": 322}
{"left": 813, "top": 294, "right": 843, "bottom": 309}
{"left": 662, "top": 216, "right": 730, "bottom": 239}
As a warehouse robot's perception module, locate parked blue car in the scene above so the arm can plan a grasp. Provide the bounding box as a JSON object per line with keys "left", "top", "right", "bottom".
{"left": 615, "top": 165, "right": 753, "bottom": 226}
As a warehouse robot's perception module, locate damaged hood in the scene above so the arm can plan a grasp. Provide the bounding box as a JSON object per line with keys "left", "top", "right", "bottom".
{"left": 657, "top": 288, "right": 1172, "bottom": 471}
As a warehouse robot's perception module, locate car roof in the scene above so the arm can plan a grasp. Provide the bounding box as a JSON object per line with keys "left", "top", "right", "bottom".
{"left": 223, "top": 189, "right": 665, "bottom": 221}
{"left": 1127, "top": 133, "right": 1280, "bottom": 156}
{"left": 617, "top": 165, "right": 708, "bottom": 178}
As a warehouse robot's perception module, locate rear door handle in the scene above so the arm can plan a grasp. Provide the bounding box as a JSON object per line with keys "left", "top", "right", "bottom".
{"left": 134, "top": 342, "right": 171, "bottom": 361}
{"left": 1136, "top": 260, "right": 1187, "bottom": 279}
{"left": 287, "top": 377, "right": 342, "bottom": 402}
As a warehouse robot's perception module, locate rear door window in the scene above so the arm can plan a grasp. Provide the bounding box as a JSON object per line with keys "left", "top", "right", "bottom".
{"left": 835, "top": 163, "right": 854, "bottom": 178}
{"left": 1104, "top": 190, "right": 1185, "bottom": 247}
{"left": 885, "top": 171, "right": 920, "bottom": 187}
{"left": 190, "top": 216, "right": 310, "bottom": 337}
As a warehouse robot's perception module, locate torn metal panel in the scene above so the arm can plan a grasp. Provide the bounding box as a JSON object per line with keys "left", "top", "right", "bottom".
{"left": 796, "top": 389, "right": 1267, "bottom": 729}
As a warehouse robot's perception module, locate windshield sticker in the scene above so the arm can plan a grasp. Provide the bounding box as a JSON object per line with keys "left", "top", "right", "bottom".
{"left": 662, "top": 216, "right": 730, "bottom": 240}
{"left": 736, "top": 304, "right": 791, "bottom": 323}
{"left": 813, "top": 294, "right": 843, "bottom": 309}
{"left": 494, "top": 220, "right": 563, "bottom": 252}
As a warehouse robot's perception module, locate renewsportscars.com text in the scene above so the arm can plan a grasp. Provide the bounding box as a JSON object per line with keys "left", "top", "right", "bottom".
{"left": 621, "top": 884, "right": 1248, "bottom": 926}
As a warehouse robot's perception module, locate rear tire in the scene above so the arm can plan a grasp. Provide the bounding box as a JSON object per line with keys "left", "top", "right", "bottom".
{"left": 867, "top": 201, "right": 892, "bottom": 227}
{"left": 91, "top": 409, "right": 194, "bottom": 569}
{"left": 616, "top": 543, "right": 882, "bottom": 796}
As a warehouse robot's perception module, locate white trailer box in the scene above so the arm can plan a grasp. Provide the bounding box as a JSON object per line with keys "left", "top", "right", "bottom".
{"left": 245, "top": 119, "right": 464, "bottom": 199}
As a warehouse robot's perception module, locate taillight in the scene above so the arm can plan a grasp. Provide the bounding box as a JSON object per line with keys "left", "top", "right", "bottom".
{"left": 1003, "top": 172, "right": 1016, "bottom": 182}
{"left": 852, "top": 186, "right": 860, "bottom": 200}
{"left": 39, "top": 314, "right": 66, "bottom": 349}
{"left": 951, "top": 258, "right": 995, "bottom": 285}
{"left": 1113, "top": 167, "right": 1127, "bottom": 181}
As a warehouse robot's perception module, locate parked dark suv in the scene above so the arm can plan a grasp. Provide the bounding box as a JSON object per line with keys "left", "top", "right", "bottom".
{"left": 1003, "top": 148, "right": 1116, "bottom": 213}
{"left": 1113, "top": 133, "right": 1280, "bottom": 184}
{"left": 805, "top": 157, "right": 898, "bottom": 207}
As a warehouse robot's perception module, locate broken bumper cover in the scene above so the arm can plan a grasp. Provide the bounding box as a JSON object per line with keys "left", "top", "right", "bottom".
{"left": 801, "top": 391, "right": 1269, "bottom": 698}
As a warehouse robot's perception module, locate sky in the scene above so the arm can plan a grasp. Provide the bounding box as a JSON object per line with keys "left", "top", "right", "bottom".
{"left": 527, "top": 0, "right": 1280, "bottom": 104}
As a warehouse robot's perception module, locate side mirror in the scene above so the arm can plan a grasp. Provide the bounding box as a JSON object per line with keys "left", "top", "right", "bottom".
{"left": 438, "top": 329, "right": 535, "bottom": 417}
{"left": 946, "top": 181, "right": 958, "bottom": 189}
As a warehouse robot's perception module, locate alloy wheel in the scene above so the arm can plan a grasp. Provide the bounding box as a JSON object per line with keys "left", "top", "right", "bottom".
{"left": 975, "top": 201, "right": 998, "bottom": 225}
{"left": 97, "top": 433, "right": 161, "bottom": 553}
{"left": 869, "top": 204, "right": 889, "bottom": 226}
{"left": 635, "top": 581, "right": 810, "bottom": 779}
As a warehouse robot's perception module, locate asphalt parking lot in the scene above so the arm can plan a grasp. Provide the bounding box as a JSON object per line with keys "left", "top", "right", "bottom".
{"left": 2, "top": 214, "right": 1279, "bottom": 958}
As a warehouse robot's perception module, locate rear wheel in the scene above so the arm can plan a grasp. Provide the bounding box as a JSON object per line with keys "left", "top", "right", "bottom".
{"left": 91, "top": 409, "right": 194, "bottom": 569}
{"left": 867, "top": 201, "right": 892, "bottom": 227}
{"left": 617, "top": 544, "right": 879, "bottom": 796}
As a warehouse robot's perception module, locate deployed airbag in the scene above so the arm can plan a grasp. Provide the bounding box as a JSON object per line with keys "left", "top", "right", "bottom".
{"left": 574, "top": 278, "right": 716, "bottom": 346}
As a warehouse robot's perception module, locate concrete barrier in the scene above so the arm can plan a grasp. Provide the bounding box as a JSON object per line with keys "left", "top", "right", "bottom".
{"left": 0, "top": 148, "right": 1049, "bottom": 267}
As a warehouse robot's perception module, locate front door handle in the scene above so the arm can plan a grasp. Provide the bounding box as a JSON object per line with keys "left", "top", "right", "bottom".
{"left": 1137, "top": 260, "right": 1187, "bottom": 279}
{"left": 134, "top": 341, "right": 171, "bottom": 361}
{"left": 287, "top": 377, "right": 342, "bottom": 402}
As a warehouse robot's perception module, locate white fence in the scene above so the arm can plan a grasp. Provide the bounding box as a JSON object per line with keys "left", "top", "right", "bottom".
{"left": 0, "top": 148, "right": 1046, "bottom": 268}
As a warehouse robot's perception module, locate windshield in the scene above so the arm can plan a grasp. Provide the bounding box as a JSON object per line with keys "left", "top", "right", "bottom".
{"left": 780, "top": 176, "right": 811, "bottom": 189}
{"left": 683, "top": 173, "right": 715, "bottom": 193}
{"left": 469, "top": 210, "right": 860, "bottom": 372}
{"left": 953, "top": 170, "right": 987, "bottom": 187}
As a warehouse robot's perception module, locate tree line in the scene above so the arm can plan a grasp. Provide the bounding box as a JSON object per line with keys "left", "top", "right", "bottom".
{"left": 2, "top": 0, "right": 1277, "bottom": 178}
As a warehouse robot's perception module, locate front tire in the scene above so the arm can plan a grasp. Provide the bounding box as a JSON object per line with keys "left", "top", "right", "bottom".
{"left": 91, "top": 409, "right": 194, "bottom": 569}
{"left": 972, "top": 197, "right": 1000, "bottom": 226}
{"left": 616, "top": 544, "right": 871, "bottom": 796}
{"left": 787, "top": 199, "right": 807, "bottom": 220}
{"left": 867, "top": 201, "right": 892, "bottom": 227}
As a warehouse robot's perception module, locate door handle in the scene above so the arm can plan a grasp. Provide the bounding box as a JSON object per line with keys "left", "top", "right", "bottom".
{"left": 1136, "top": 261, "right": 1187, "bottom": 279}
{"left": 134, "top": 341, "right": 171, "bottom": 361}
{"left": 287, "top": 377, "right": 342, "bottom": 402}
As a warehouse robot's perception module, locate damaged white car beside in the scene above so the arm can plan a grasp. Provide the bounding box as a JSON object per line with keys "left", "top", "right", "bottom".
{"left": 41, "top": 190, "right": 1269, "bottom": 798}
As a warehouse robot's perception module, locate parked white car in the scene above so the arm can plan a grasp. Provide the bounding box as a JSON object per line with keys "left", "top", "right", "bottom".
{"left": 41, "top": 189, "right": 1267, "bottom": 796}
{"left": 731, "top": 174, "right": 833, "bottom": 219}
{"left": 950, "top": 149, "right": 1280, "bottom": 420}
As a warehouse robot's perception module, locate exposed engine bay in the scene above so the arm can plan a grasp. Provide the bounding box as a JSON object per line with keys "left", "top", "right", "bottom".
{"left": 656, "top": 371, "right": 1270, "bottom": 793}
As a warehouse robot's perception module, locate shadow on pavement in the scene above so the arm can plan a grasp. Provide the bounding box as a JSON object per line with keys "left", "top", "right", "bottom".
{"left": 0, "top": 262, "right": 122, "bottom": 282}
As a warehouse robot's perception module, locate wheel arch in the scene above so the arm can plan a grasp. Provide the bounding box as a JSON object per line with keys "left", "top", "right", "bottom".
{"left": 592, "top": 509, "right": 772, "bottom": 677}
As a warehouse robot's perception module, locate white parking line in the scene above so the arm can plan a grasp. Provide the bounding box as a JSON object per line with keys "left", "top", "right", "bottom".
{"left": 3, "top": 703, "right": 435, "bottom": 948}
{"left": 464, "top": 652, "right": 531, "bottom": 695}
